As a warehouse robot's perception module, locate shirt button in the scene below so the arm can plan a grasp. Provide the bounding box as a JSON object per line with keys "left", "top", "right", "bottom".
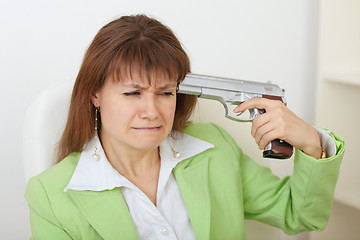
{"left": 161, "top": 228, "right": 169, "bottom": 236}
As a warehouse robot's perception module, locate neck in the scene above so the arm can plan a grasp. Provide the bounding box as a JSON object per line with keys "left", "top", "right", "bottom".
{"left": 100, "top": 137, "right": 161, "bottom": 180}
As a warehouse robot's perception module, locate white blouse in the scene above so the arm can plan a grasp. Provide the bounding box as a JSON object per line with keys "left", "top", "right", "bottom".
{"left": 65, "top": 132, "right": 215, "bottom": 240}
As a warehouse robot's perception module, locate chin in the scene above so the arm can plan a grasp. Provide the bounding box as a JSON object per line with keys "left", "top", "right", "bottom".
{"left": 133, "top": 143, "right": 161, "bottom": 151}
{"left": 130, "top": 136, "right": 165, "bottom": 150}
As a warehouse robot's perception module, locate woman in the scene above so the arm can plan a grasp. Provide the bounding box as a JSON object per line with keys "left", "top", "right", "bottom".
{"left": 25, "top": 14, "right": 345, "bottom": 240}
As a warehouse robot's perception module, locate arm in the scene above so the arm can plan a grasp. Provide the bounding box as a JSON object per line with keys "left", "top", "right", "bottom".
{"left": 212, "top": 123, "right": 344, "bottom": 234}
{"left": 242, "top": 138, "right": 344, "bottom": 234}
{"left": 230, "top": 98, "right": 345, "bottom": 233}
{"left": 25, "top": 177, "right": 74, "bottom": 240}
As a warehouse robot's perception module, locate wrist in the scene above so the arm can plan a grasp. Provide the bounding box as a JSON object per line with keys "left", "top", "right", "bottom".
{"left": 303, "top": 146, "right": 323, "bottom": 159}
{"left": 300, "top": 127, "right": 324, "bottom": 159}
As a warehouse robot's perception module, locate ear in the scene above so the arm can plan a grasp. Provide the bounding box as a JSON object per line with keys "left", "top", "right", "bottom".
{"left": 90, "top": 89, "right": 101, "bottom": 107}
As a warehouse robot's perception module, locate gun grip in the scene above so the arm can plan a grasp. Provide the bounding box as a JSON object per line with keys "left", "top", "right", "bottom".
{"left": 263, "top": 139, "right": 293, "bottom": 159}
{"left": 260, "top": 95, "right": 293, "bottom": 159}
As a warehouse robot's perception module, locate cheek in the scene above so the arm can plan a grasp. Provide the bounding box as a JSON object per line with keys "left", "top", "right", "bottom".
{"left": 165, "top": 100, "right": 177, "bottom": 122}
{"left": 99, "top": 101, "right": 131, "bottom": 127}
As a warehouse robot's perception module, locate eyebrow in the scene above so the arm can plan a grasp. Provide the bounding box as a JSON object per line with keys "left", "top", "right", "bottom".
{"left": 123, "top": 83, "right": 177, "bottom": 90}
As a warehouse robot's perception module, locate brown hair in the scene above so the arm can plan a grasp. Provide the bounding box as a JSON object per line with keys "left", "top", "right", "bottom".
{"left": 56, "top": 14, "right": 197, "bottom": 163}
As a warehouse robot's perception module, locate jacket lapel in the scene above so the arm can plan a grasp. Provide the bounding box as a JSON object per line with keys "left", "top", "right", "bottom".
{"left": 67, "top": 188, "right": 138, "bottom": 240}
{"left": 173, "top": 155, "right": 211, "bottom": 240}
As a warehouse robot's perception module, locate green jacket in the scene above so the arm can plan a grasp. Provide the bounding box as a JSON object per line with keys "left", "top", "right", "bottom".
{"left": 25, "top": 123, "right": 345, "bottom": 240}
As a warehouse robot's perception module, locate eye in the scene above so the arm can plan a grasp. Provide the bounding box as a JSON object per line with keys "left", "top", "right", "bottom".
{"left": 124, "top": 91, "right": 140, "bottom": 96}
{"left": 160, "top": 91, "right": 174, "bottom": 96}
{"left": 160, "top": 91, "right": 175, "bottom": 96}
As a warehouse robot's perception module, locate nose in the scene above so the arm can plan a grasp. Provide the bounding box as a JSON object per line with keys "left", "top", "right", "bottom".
{"left": 139, "top": 94, "right": 159, "bottom": 120}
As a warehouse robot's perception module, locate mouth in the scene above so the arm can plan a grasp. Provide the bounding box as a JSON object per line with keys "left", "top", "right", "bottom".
{"left": 132, "top": 126, "right": 162, "bottom": 131}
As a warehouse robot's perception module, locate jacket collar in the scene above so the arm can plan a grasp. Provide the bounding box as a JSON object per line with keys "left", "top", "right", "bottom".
{"left": 173, "top": 154, "right": 212, "bottom": 240}
{"left": 67, "top": 188, "right": 139, "bottom": 239}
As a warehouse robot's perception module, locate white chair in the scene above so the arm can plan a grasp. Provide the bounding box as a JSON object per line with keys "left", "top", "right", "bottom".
{"left": 23, "top": 80, "right": 74, "bottom": 183}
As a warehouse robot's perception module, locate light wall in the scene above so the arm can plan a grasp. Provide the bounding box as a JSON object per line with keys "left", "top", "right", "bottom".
{"left": 0, "top": 0, "right": 319, "bottom": 239}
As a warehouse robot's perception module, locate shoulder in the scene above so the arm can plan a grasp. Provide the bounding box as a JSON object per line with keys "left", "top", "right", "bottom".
{"left": 182, "top": 122, "right": 242, "bottom": 159}
{"left": 183, "top": 122, "right": 238, "bottom": 147}
{"left": 183, "top": 122, "right": 229, "bottom": 140}
{"left": 25, "top": 152, "right": 81, "bottom": 201}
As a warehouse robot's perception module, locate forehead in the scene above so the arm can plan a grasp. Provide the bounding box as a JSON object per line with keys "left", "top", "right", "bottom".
{"left": 108, "top": 65, "right": 178, "bottom": 88}
{"left": 120, "top": 79, "right": 178, "bottom": 89}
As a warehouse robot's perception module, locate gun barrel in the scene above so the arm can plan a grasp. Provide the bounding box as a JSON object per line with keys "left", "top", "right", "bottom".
{"left": 178, "top": 73, "right": 285, "bottom": 99}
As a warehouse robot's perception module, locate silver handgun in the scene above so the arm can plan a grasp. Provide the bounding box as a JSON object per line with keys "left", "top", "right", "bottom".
{"left": 178, "top": 73, "right": 293, "bottom": 159}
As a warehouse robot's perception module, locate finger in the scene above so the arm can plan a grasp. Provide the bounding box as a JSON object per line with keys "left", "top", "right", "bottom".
{"left": 258, "top": 129, "right": 284, "bottom": 150}
{"left": 253, "top": 123, "right": 275, "bottom": 148}
{"left": 252, "top": 104, "right": 287, "bottom": 137}
{"left": 251, "top": 112, "right": 271, "bottom": 137}
{"left": 253, "top": 111, "right": 287, "bottom": 148}
{"left": 233, "top": 97, "right": 278, "bottom": 113}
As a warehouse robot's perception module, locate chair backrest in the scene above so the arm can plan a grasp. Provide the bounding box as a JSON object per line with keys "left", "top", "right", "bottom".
{"left": 23, "top": 80, "right": 74, "bottom": 183}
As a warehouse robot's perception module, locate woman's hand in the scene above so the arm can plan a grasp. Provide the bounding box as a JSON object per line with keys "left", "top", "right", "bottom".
{"left": 234, "top": 98, "right": 323, "bottom": 159}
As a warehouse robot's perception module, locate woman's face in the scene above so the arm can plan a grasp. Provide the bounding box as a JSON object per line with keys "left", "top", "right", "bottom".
{"left": 92, "top": 73, "right": 177, "bottom": 153}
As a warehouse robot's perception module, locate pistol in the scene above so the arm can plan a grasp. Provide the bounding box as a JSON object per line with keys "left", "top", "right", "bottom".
{"left": 178, "top": 73, "right": 293, "bottom": 159}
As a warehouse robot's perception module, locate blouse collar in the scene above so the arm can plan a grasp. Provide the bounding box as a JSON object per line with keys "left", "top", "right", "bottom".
{"left": 64, "top": 131, "right": 214, "bottom": 192}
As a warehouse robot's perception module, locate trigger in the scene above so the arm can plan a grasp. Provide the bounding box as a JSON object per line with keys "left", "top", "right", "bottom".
{"left": 259, "top": 109, "right": 266, "bottom": 114}
{"left": 254, "top": 108, "right": 266, "bottom": 116}
{"left": 236, "top": 111, "right": 245, "bottom": 117}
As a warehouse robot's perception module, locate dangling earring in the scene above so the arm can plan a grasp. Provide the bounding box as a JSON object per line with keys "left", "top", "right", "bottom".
{"left": 92, "top": 106, "right": 100, "bottom": 161}
{"left": 170, "top": 133, "right": 181, "bottom": 159}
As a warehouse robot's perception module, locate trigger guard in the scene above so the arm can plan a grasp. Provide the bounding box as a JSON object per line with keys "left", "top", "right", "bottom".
{"left": 249, "top": 108, "right": 257, "bottom": 119}
{"left": 224, "top": 102, "right": 261, "bottom": 122}
{"left": 243, "top": 108, "right": 261, "bottom": 121}
{"left": 251, "top": 108, "right": 262, "bottom": 119}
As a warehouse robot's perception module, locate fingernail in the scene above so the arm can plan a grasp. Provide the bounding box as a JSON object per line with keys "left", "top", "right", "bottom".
{"left": 234, "top": 109, "right": 243, "bottom": 115}
{"left": 233, "top": 106, "right": 242, "bottom": 113}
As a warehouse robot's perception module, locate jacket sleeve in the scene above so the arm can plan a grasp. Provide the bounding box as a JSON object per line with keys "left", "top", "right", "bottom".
{"left": 25, "top": 176, "right": 75, "bottom": 240}
{"left": 213, "top": 124, "right": 345, "bottom": 235}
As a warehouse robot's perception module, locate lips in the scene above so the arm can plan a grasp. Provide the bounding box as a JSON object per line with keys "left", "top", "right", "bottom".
{"left": 132, "top": 126, "right": 162, "bottom": 131}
